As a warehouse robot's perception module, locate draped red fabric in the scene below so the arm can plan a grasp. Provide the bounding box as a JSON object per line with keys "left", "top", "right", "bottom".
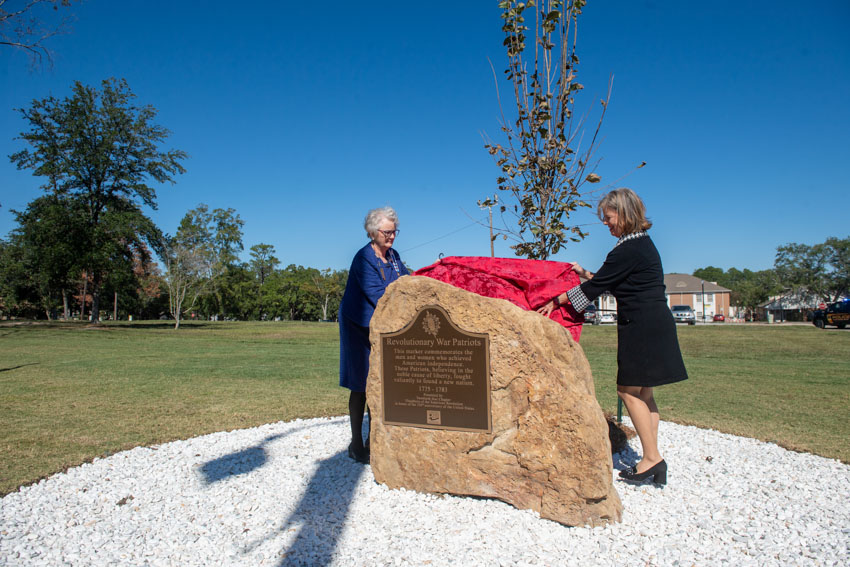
{"left": 413, "top": 256, "right": 584, "bottom": 342}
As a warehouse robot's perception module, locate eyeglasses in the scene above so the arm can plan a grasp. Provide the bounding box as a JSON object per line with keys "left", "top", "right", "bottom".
{"left": 378, "top": 229, "right": 400, "bottom": 238}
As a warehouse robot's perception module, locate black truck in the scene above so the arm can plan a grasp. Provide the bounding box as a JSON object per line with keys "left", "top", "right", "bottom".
{"left": 812, "top": 300, "right": 850, "bottom": 329}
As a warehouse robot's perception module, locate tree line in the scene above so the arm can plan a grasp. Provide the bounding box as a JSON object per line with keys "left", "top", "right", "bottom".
{"left": 0, "top": 197, "right": 349, "bottom": 326}
{"left": 2, "top": 78, "right": 846, "bottom": 327}
{"left": 693, "top": 236, "right": 849, "bottom": 319}
{"left": 0, "top": 78, "right": 347, "bottom": 327}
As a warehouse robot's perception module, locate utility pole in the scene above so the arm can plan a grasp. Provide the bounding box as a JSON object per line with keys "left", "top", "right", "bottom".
{"left": 479, "top": 194, "right": 498, "bottom": 258}
{"left": 488, "top": 205, "right": 494, "bottom": 257}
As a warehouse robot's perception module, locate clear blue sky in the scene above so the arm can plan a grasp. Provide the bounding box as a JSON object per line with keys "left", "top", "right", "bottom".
{"left": 2, "top": 1, "right": 848, "bottom": 274}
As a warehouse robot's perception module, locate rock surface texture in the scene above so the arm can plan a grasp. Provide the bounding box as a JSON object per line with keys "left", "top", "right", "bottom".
{"left": 367, "top": 276, "right": 622, "bottom": 526}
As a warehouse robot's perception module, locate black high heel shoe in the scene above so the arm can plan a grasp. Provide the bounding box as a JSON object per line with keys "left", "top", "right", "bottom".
{"left": 347, "top": 442, "right": 370, "bottom": 464}
{"left": 619, "top": 459, "right": 667, "bottom": 485}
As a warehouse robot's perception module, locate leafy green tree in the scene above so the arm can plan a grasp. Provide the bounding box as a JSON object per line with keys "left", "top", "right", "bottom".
{"left": 0, "top": 237, "right": 39, "bottom": 317}
{"left": 482, "top": 0, "right": 610, "bottom": 259}
{"left": 266, "top": 264, "right": 319, "bottom": 321}
{"left": 308, "top": 267, "right": 346, "bottom": 321}
{"left": 735, "top": 270, "right": 780, "bottom": 320}
{"left": 693, "top": 266, "right": 780, "bottom": 320}
{"left": 775, "top": 237, "right": 849, "bottom": 302}
{"left": 177, "top": 204, "right": 245, "bottom": 317}
{"left": 214, "top": 264, "right": 254, "bottom": 320}
{"left": 161, "top": 205, "right": 244, "bottom": 328}
{"left": 691, "top": 266, "right": 726, "bottom": 287}
{"left": 249, "top": 244, "right": 279, "bottom": 285}
{"left": 826, "top": 237, "right": 850, "bottom": 299}
{"left": 100, "top": 239, "right": 163, "bottom": 320}
{"left": 9, "top": 78, "right": 186, "bottom": 323}
{"left": 6, "top": 195, "right": 86, "bottom": 318}
{"left": 161, "top": 238, "right": 215, "bottom": 329}
{"left": 249, "top": 243, "right": 280, "bottom": 320}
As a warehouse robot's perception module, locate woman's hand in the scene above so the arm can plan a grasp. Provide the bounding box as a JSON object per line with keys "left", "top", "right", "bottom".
{"left": 571, "top": 262, "right": 592, "bottom": 280}
{"left": 536, "top": 300, "right": 556, "bottom": 317}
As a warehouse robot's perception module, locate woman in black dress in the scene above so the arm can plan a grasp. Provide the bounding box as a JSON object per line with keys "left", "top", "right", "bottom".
{"left": 537, "top": 188, "right": 688, "bottom": 485}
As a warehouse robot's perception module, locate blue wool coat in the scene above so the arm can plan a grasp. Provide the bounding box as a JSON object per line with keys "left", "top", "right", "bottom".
{"left": 338, "top": 243, "right": 408, "bottom": 391}
{"left": 339, "top": 243, "right": 408, "bottom": 327}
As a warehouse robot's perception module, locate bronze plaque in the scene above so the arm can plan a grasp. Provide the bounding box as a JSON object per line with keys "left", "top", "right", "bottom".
{"left": 381, "top": 305, "right": 491, "bottom": 432}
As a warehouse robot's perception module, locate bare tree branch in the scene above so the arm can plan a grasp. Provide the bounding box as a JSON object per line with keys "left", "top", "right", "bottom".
{"left": 0, "top": 0, "right": 80, "bottom": 68}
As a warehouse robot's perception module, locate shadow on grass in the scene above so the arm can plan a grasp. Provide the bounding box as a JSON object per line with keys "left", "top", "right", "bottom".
{"left": 0, "top": 320, "right": 219, "bottom": 331}
{"left": 0, "top": 363, "right": 39, "bottom": 373}
{"left": 117, "top": 322, "right": 219, "bottom": 331}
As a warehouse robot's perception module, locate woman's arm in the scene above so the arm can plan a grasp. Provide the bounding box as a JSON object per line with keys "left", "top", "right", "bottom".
{"left": 351, "top": 251, "right": 389, "bottom": 308}
{"left": 536, "top": 247, "right": 636, "bottom": 316}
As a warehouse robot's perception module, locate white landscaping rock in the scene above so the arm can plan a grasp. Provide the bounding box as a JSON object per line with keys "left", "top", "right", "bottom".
{"left": 0, "top": 417, "right": 848, "bottom": 566}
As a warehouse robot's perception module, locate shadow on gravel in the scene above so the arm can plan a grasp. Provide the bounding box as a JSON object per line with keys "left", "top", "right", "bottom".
{"left": 200, "top": 423, "right": 320, "bottom": 484}
{"left": 613, "top": 444, "right": 642, "bottom": 472}
{"left": 276, "top": 450, "right": 366, "bottom": 567}
{"left": 233, "top": 433, "right": 368, "bottom": 566}
{"left": 201, "top": 445, "right": 270, "bottom": 483}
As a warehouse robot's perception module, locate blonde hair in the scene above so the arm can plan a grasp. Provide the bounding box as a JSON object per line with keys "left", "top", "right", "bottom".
{"left": 598, "top": 188, "right": 652, "bottom": 235}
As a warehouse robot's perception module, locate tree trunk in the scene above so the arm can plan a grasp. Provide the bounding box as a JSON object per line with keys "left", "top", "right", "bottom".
{"left": 80, "top": 273, "right": 88, "bottom": 320}
{"left": 62, "top": 289, "right": 70, "bottom": 320}
{"left": 90, "top": 272, "right": 102, "bottom": 324}
{"left": 91, "top": 292, "right": 100, "bottom": 323}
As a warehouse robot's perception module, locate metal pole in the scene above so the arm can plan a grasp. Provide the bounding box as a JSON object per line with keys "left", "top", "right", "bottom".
{"left": 489, "top": 205, "right": 494, "bottom": 258}
{"left": 701, "top": 281, "right": 705, "bottom": 323}
{"left": 617, "top": 398, "right": 623, "bottom": 423}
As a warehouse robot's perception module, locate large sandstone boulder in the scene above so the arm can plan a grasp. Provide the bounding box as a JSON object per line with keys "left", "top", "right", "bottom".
{"left": 366, "top": 276, "right": 622, "bottom": 526}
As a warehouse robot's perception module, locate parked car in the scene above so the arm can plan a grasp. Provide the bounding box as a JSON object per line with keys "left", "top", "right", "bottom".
{"left": 811, "top": 300, "right": 850, "bottom": 329}
{"left": 713, "top": 314, "right": 725, "bottom": 322}
{"left": 598, "top": 311, "right": 616, "bottom": 324}
{"left": 583, "top": 304, "right": 599, "bottom": 325}
{"left": 671, "top": 305, "right": 696, "bottom": 325}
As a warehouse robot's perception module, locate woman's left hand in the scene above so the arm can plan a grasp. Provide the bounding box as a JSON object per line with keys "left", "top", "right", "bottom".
{"left": 536, "top": 300, "right": 556, "bottom": 317}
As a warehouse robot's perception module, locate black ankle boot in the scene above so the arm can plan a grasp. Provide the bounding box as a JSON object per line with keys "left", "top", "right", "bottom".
{"left": 619, "top": 459, "right": 667, "bottom": 485}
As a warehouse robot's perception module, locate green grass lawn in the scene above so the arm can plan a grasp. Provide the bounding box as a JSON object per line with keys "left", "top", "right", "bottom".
{"left": 1, "top": 320, "right": 847, "bottom": 496}
{"left": 582, "top": 323, "right": 849, "bottom": 462}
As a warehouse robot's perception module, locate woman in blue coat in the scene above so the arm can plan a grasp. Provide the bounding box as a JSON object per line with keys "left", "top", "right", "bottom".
{"left": 339, "top": 207, "right": 409, "bottom": 463}
{"left": 538, "top": 188, "right": 688, "bottom": 486}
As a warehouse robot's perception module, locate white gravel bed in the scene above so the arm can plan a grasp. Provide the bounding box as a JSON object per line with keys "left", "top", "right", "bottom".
{"left": 1, "top": 416, "right": 848, "bottom": 566}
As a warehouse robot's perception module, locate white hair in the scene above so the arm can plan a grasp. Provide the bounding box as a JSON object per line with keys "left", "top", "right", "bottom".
{"left": 364, "top": 206, "right": 399, "bottom": 239}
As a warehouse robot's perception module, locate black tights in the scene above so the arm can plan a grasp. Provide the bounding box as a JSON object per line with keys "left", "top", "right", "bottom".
{"left": 348, "top": 391, "right": 369, "bottom": 451}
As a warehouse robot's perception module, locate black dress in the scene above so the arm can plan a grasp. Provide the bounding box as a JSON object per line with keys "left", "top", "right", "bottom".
{"left": 569, "top": 232, "right": 688, "bottom": 387}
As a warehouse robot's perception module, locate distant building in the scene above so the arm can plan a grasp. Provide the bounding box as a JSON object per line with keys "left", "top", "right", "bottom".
{"left": 759, "top": 291, "right": 822, "bottom": 323}
{"left": 587, "top": 273, "right": 734, "bottom": 321}
{"left": 664, "top": 273, "right": 732, "bottom": 320}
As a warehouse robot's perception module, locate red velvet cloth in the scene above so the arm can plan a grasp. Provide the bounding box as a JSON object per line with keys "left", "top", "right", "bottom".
{"left": 413, "top": 256, "right": 583, "bottom": 342}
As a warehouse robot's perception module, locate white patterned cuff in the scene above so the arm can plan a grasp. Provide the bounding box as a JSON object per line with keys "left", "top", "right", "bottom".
{"left": 566, "top": 285, "right": 591, "bottom": 312}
